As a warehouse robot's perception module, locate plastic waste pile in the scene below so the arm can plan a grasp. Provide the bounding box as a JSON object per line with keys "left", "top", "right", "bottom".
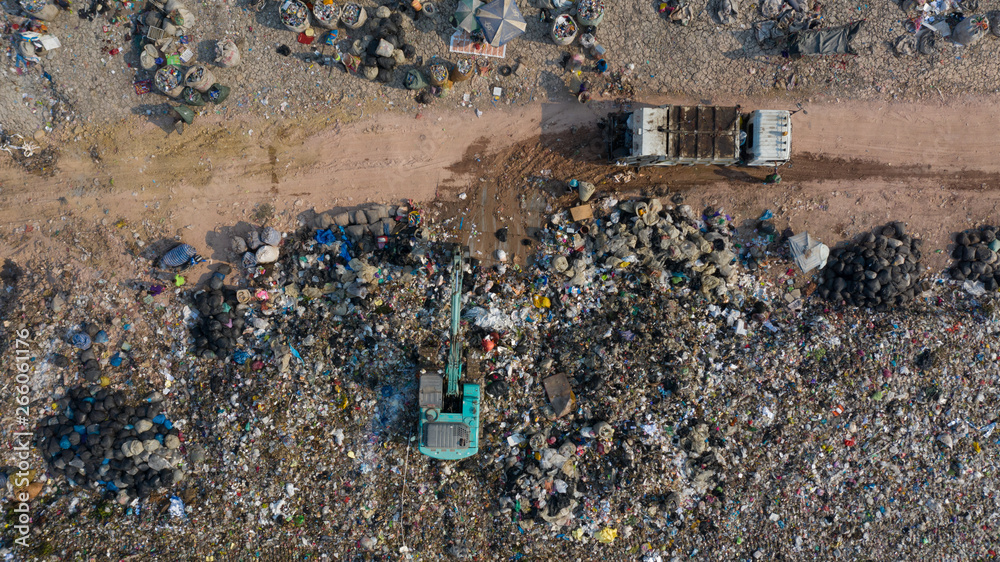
{"left": 9, "top": 198, "right": 1000, "bottom": 560}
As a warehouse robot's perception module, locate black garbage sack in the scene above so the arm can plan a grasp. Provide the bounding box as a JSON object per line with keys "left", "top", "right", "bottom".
{"left": 496, "top": 227, "right": 508, "bottom": 242}
{"left": 788, "top": 20, "right": 863, "bottom": 57}
{"left": 485, "top": 380, "right": 510, "bottom": 397}
{"left": 276, "top": 44, "right": 291, "bottom": 56}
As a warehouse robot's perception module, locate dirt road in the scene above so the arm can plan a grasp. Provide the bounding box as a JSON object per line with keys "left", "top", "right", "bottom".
{"left": 1, "top": 96, "right": 998, "bottom": 274}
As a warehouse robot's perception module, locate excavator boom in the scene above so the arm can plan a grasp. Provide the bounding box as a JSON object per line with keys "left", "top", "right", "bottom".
{"left": 445, "top": 250, "right": 464, "bottom": 397}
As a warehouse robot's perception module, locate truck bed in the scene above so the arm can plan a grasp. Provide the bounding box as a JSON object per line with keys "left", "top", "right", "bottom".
{"left": 607, "top": 105, "right": 741, "bottom": 167}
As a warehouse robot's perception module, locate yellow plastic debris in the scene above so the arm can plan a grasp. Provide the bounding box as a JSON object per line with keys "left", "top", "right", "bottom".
{"left": 174, "top": 274, "right": 185, "bottom": 287}
{"left": 571, "top": 528, "right": 585, "bottom": 541}
{"left": 347, "top": 451, "right": 356, "bottom": 459}
{"left": 596, "top": 527, "right": 617, "bottom": 543}
{"left": 335, "top": 393, "right": 349, "bottom": 410}
{"left": 974, "top": 441, "right": 982, "bottom": 454}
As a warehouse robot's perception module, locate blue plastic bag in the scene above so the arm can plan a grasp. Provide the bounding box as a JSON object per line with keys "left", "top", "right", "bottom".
{"left": 71, "top": 332, "right": 92, "bottom": 350}
{"left": 169, "top": 496, "right": 187, "bottom": 519}
{"left": 233, "top": 349, "right": 250, "bottom": 365}
{"left": 315, "top": 229, "right": 337, "bottom": 245}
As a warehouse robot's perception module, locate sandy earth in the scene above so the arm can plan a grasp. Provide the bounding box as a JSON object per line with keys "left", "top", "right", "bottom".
{"left": 2, "top": 95, "right": 1000, "bottom": 277}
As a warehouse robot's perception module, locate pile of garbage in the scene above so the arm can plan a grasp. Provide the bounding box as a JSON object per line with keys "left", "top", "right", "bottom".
{"left": 948, "top": 225, "right": 1000, "bottom": 290}
{"left": 138, "top": 0, "right": 234, "bottom": 110}
{"left": 234, "top": 225, "right": 284, "bottom": 270}
{"left": 895, "top": 0, "right": 991, "bottom": 56}
{"left": 816, "top": 222, "right": 925, "bottom": 309}
{"left": 358, "top": 9, "right": 415, "bottom": 83}
{"left": 751, "top": 0, "right": 822, "bottom": 47}
{"left": 498, "top": 423, "right": 612, "bottom": 530}
{"left": 35, "top": 387, "right": 185, "bottom": 503}
{"left": 545, "top": 197, "right": 739, "bottom": 300}
{"left": 16, "top": 195, "right": 1000, "bottom": 559}
{"left": 190, "top": 270, "right": 242, "bottom": 359}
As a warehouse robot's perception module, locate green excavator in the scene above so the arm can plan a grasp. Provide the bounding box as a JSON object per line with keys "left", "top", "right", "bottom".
{"left": 417, "top": 245, "right": 481, "bottom": 460}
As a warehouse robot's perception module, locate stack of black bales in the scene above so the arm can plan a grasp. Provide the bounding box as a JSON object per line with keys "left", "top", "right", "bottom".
{"left": 816, "top": 222, "right": 923, "bottom": 310}
{"left": 948, "top": 226, "right": 1000, "bottom": 290}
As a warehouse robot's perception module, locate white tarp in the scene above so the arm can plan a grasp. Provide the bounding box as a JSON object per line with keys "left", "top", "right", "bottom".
{"left": 788, "top": 231, "right": 829, "bottom": 272}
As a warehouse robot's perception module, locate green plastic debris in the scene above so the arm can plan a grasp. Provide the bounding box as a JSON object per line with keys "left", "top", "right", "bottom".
{"left": 207, "top": 83, "right": 231, "bottom": 104}
{"left": 404, "top": 69, "right": 427, "bottom": 90}
{"left": 173, "top": 105, "right": 195, "bottom": 125}
{"left": 181, "top": 87, "right": 205, "bottom": 106}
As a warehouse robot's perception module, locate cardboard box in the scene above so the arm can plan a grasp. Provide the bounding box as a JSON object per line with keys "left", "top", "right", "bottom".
{"left": 543, "top": 373, "right": 576, "bottom": 418}
{"left": 570, "top": 204, "right": 593, "bottom": 222}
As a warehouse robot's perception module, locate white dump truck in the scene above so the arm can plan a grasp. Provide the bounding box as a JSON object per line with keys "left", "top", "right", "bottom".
{"left": 605, "top": 105, "right": 791, "bottom": 168}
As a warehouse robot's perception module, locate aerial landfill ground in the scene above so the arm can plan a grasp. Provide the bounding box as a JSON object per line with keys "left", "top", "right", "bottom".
{"left": 1, "top": 0, "right": 1000, "bottom": 559}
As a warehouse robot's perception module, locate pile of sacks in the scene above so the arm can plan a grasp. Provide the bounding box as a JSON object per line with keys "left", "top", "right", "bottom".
{"left": 948, "top": 225, "right": 1000, "bottom": 290}
{"left": 138, "top": 0, "right": 197, "bottom": 69}
{"left": 551, "top": 199, "right": 739, "bottom": 299}
{"left": 359, "top": 8, "right": 417, "bottom": 83}
{"left": 233, "top": 226, "right": 283, "bottom": 269}
{"left": 816, "top": 222, "right": 925, "bottom": 309}
{"left": 190, "top": 281, "right": 243, "bottom": 358}
{"left": 65, "top": 323, "right": 107, "bottom": 384}
{"left": 313, "top": 204, "right": 406, "bottom": 240}
{"left": 35, "top": 388, "right": 185, "bottom": 503}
